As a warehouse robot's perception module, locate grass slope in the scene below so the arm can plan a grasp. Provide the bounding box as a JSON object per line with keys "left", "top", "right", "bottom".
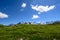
{"left": 0, "top": 24, "right": 60, "bottom": 40}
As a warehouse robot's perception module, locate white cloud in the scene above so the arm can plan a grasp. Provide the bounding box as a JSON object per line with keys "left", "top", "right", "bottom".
{"left": 38, "top": 12, "right": 41, "bottom": 14}
{"left": 0, "top": 12, "right": 8, "bottom": 18}
{"left": 32, "top": 15, "right": 39, "bottom": 19}
{"left": 31, "top": 5, "right": 55, "bottom": 12}
{"left": 21, "top": 3, "right": 26, "bottom": 8}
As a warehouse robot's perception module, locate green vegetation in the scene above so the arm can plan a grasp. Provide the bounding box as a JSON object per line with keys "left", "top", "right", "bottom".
{"left": 0, "top": 23, "right": 60, "bottom": 40}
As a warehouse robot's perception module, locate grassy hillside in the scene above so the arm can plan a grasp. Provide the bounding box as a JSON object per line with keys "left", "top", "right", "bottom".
{"left": 0, "top": 24, "right": 60, "bottom": 40}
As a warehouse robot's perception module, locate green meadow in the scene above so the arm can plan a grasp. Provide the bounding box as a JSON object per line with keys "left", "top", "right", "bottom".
{"left": 0, "top": 23, "right": 60, "bottom": 40}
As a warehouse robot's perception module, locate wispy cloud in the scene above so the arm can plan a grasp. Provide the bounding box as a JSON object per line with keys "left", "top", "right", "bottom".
{"left": 31, "top": 5, "right": 55, "bottom": 13}
{"left": 32, "top": 15, "right": 39, "bottom": 19}
{"left": 0, "top": 12, "right": 8, "bottom": 18}
{"left": 21, "top": 3, "right": 26, "bottom": 8}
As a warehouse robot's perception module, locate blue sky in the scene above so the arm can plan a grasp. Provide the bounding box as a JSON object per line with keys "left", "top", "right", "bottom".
{"left": 0, "top": 0, "right": 60, "bottom": 25}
